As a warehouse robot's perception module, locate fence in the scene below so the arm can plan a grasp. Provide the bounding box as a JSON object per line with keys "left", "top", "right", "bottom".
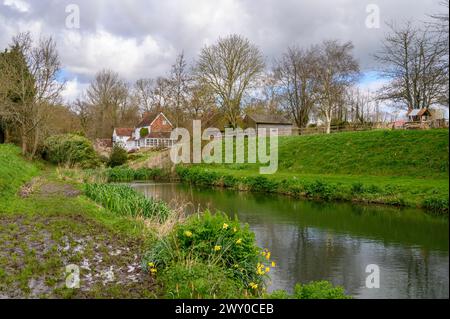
{"left": 292, "top": 120, "right": 449, "bottom": 136}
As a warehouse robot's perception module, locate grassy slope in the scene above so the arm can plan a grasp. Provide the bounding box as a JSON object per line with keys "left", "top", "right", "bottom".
{"left": 181, "top": 129, "right": 449, "bottom": 210}
{"left": 0, "top": 144, "right": 156, "bottom": 298}
{"left": 0, "top": 144, "right": 39, "bottom": 199}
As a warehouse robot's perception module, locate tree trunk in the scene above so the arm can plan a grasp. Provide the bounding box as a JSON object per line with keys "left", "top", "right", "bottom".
{"left": 325, "top": 109, "right": 332, "bottom": 134}
{"left": 21, "top": 124, "right": 27, "bottom": 155}
{"left": 30, "top": 127, "right": 39, "bottom": 160}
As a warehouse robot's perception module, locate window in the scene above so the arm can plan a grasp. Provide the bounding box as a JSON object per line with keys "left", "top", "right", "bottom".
{"left": 162, "top": 120, "right": 167, "bottom": 125}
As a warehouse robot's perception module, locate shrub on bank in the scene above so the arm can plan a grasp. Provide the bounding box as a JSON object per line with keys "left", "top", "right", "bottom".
{"left": 43, "top": 134, "right": 99, "bottom": 168}
{"left": 143, "top": 212, "right": 274, "bottom": 297}
{"left": 108, "top": 145, "right": 128, "bottom": 167}
{"left": 84, "top": 183, "right": 171, "bottom": 222}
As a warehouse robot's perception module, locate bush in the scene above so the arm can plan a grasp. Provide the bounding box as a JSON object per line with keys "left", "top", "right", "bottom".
{"left": 84, "top": 183, "right": 171, "bottom": 222}
{"left": 43, "top": 134, "right": 99, "bottom": 168}
{"left": 108, "top": 145, "right": 128, "bottom": 167}
{"left": 143, "top": 212, "right": 274, "bottom": 295}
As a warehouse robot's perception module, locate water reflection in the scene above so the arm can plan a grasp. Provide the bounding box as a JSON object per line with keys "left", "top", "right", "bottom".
{"left": 132, "top": 182, "right": 449, "bottom": 299}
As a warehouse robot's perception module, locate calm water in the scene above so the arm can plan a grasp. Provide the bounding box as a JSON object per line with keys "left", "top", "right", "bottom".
{"left": 132, "top": 182, "right": 449, "bottom": 299}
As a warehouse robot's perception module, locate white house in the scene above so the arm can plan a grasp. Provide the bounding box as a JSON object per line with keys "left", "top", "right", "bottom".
{"left": 112, "top": 128, "right": 135, "bottom": 151}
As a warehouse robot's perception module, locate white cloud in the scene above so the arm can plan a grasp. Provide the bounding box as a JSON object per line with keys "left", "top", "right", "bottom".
{"left": 60, "top": 29, "right": 176, "bottom": 80}
{"left": 0, "top": 0, "right": 446, "bottom": 104}
{"left": 60, "top": 78, "right": 88, "bottom": 103}
{"left": 3, "top": 0, "right": 30, "bottom": 13}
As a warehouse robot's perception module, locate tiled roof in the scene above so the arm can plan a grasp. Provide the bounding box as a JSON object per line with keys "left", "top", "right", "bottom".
{"left": 115, "top": 128, "right": 134, "bottom": 136}
{"left": 246, "top": 114, "right": 292, "bottom": 125}
{"left": 407, "top": 108, "right": 430, "bottom": 117}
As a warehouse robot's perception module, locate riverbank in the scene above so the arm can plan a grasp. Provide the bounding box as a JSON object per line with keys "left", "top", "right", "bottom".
{"left": 176, "top": 130, "right": 449, "bottom": 214}
{"left": 0, "top": 145, "right": 157, "bottom": 298}
{"left": 0, "top": 144, "right": 348, "bottom": 299}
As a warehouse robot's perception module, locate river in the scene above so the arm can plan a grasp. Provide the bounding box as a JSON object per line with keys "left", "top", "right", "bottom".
{"left": 131, "top": 182, "right": 449, "bottom": 299}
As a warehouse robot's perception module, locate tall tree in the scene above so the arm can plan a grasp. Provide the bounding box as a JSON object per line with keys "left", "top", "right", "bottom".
{"left": 274, "top": 46, "right": 320, "bottom": 128}
{"left": 316, "top": 40, "right": 360, "bottom": 134}
{"left": 195, "top": 34, "right": 265, "bottom": 128}
{"left": 86, "top": 69, "right": 138, "bottom": 138}
{"left": 167, "top": 52, "right": 192, "bottom": 127}
{"left": 0, "top": 32, "right": 64, "bottom": 156}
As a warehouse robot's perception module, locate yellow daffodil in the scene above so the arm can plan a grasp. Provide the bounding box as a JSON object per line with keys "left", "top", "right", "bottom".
{"left": 148, "top": 262, "right": 155, "bottom": 267}
{"left": 233, "top": 227, "right": 238, "bottom": 233}
{"left": 249, "top": 282, "right": 258, "bottom": 290}
{"left": 265, "top": 267, "right": 270, "bottom": 273}
{"left": 184, "top": 230, "right": 193, "bottom": 237}
{"left": 223, "top": 223, "right": 229, "bottom": 230}
{"left": 266, "top": 252, "right": 271, "bottom": 260}
{"left": 150, "top": 268, "right": 157, "bottom": 274}
{"left": 271, "top": 261, "right": 276, "bottom": 267}
{"left": 214, "top": 245, "right": 222, "bottom": 251}
{"left": 236, "top": 238, "right": 243, "bottom": 245}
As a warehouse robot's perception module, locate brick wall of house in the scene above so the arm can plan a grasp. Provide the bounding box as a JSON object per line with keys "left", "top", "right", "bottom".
{"left": 151, "top": 114, "right": 172, "bottom": 132}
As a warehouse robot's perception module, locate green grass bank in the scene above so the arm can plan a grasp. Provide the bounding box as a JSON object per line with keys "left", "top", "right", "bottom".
{"left": 177, "top": 129, "right": 449, "bottom": 213}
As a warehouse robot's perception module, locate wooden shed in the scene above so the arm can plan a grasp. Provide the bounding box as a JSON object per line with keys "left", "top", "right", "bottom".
{"left": 406, "top": 108, "right": 432, "bottom": 122}
{"left": 243, "top": 114, "right": 293, "bottom": 136}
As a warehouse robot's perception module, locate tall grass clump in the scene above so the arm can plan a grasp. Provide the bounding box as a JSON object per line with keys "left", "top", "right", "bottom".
{"left": 423, "top": 197, "right": 449, "bottom": 215}
{"left": 266, "top": 281, "right": 350, "bottom": 299}
{"left": 106, "top": 167, "right": 170, "bottom": 182}
{"left": 84, "top": 183, "right": 171, "bottom": 222}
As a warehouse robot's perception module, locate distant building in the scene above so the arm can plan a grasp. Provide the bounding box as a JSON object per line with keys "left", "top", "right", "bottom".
{"left": 112, "top": 128, "right": 135, "bottom": 151}
{"left": 406, "top": 108, "right": 432, "bottom": 122}
{"left": 113, "top": 112, "right": 176, "bottom": 152}
{"left": 243, "top": 114, "right": 293, "bottom": 136}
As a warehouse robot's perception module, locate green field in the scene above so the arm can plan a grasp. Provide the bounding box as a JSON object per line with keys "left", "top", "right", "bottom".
{"left": 177, "top": 129, "right": 449, "bottom": 212}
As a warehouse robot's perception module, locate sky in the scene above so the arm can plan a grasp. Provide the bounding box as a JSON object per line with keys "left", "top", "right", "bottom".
{"left": 0, "top": 0, "right": 446, "bottom": 104}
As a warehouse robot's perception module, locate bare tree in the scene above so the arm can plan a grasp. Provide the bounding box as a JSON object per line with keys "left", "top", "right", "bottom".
{"left": 374, "top": 22, "right": 448, "bottom": 109}
{"left": 346, "top": 87, "right": 373, "bottom": 124}
{"left": 274, "top": 46, "right": 320, "bottom": 128}
{"left": 133, "top": 78, "right": 156, "bottom": 114}
{"left": 316, "top": 40, "right": 360, "bottom": 134}
{"left": 195, "top": 34, "right": 265, "bottom": 128}
{"left": 166, "top": 52, "right": 192, "bottom": 127}
{"left": 86, "top": 69, "right": 138, "bottom": 138}
{"left": 187, "top": 82, "right": 217, "bottom": 123}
